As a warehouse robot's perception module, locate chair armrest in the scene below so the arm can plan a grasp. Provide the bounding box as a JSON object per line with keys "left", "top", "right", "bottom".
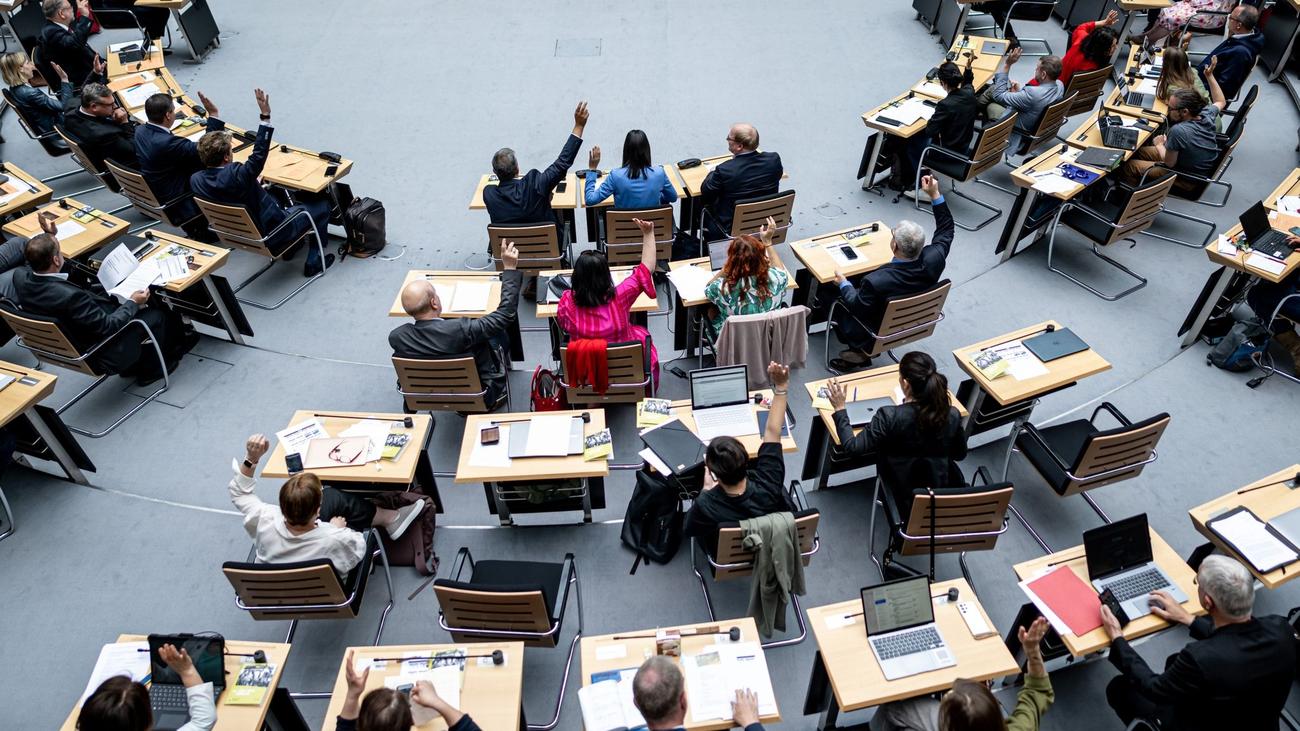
{"left": 879, "top": 482, "right": 903, "bottom": 529}
{"left": 1089, "top": 401, "right": 1133, "bottom": 429}
{"left": 1017, "top": 422, "right": 1074, "bottom": 473}
{"left": 554, "top": 553, "right": 576, "bottom": 623}
{"left": 970, "top": 465, "right": 993, "bottom": 486}
{"left": 787, "top": 479, "right": 809, "bottom": 511}
{"left": 1137, "top": 164, "right": 1216, "bottom": 188}
{"left": 449, "top": 546, "right": 473, "bottom": 581}
{"left": 345, "top": 529, "right": 382, "bottom": 596}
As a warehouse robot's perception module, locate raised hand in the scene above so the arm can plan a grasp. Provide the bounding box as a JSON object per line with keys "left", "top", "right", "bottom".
{"left": 588, "top": 145, "right": 601, "bottom": 170}
{"left": 254, "top": 88, "right": 270, "bottom": 117}
{"left": 501, "top": 241, "right": 520, "bottom": 271}
{"left": 245, "top": 433, "right": 270, "bottom": 463}
{"left": 633, "top": 217, "right": 654, "bottom": 236}
{"left": 51, "top": 62, "right": 68, "bottom": 83}
{"left": 196, "top": 91, "right": 218, "bottom": 118}
{"left": 826, "top": 379, "right": 847, "bottom": 411}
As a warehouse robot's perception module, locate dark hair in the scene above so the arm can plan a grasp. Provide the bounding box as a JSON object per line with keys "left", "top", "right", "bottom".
{"left": 622, "top": 129, "right": 652, "bottom": 180}
{"left": 899, "top": 351, "right": 950, "bottom": 435}
{"left": 80, "top": 82, "right": 111, "bottom": 109}
{"left": 77, "top": 676, "right": 151, "bottom": 731}
{"left": 936, "top": 61, "right": 964, "bottom": 91}
{"left": 939, "top": 680, "right": 1005, "bottom": 731}
{"left": 1079, "top": 25, "right": 1118, "bottom": 68}
{"left": 1038, "top": 55, "right": 1063, "bottom": 81}
{"left": 1170, "top": 88, "right": 1207, "bottom": 116}
{"left": 492, "top": 148, "right": 519, "bottom": 181}
{"left": 1236, "top": 5, "right": 1259, "bottom": 30}
{"left": 24, "top": 233, "right": 59, "bottom": 271}
{"left": 720, "top": 234, "right": 772, "bottom": 302}
{"left": 571, "top": 250, "right": 616, "bottom": 308}
{"left": 356, "top": 688, "right": 413, "bottom": 731}
{"left": 279, "top": 472, "right": 323, "bottom": 526}
{"left": 705, "top": 435, "right": 748, "bottom": 486}
{"left": 197, "top": 130, "right": 232, "bottom": 168}
{"left": 143, "top": 93, "right": 174, "bottom": 124}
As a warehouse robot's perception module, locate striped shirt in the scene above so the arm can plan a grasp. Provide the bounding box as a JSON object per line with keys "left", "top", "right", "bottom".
{"left": 556, "top": 263, "right": 659, "bottom": 381}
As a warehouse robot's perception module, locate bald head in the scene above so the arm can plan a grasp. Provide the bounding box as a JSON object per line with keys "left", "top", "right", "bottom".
{"left": 400, "top": 280, "right": 439, "bottom": 319}
{"left": 728, "top": 123, "right": 759, "bottom": 152}
{"left": 632, "top": 656, "right": 686, "bottom": 727}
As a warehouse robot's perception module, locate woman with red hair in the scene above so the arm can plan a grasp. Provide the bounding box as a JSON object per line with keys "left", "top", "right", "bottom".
{"left": 703, "top": 216, "right": 789, "bottom": 338}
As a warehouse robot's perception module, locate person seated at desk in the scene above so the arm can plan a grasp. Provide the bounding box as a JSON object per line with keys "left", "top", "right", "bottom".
{"left": 1100, "top": 554, "right": 1299, "bottom": 731}
{"left": 486, "top": 101, "right": 588, "bottom": 226}
{"left": 1246, "top": 236, "right": 1300, "bottom": 373}
{"left": 829, "top": 175, "right": 952, "bottom": 371}
{"left": 890, "top": 55, "right": 977, "bottom": 193}
{"left": 683, "top": 362, "right": 793, "bottom": 540}
{"left": 191, "top": 88, "right": 335, "bottom": 277}
{"left": 1157, "top": 45, "right": 1210, "bottom": 108}
{"left": 632, "top": 655, "right": 767, "bottom": 731}
{"left": 0, "top": 214, "right": 58, "bottom": 302}
{"left": 978, "top": 49, "right": 1064, "bottom": 143}
{"left": 38, "top": 0, "right": 97, "bottom": 89}
{"left": 228, "top": 434, "right": 426, "bottom": 575}
{"left": 135, "top": 91, "right": 225, "bottom": 242}
{"left": 60, "top": 82, "right": 140, "bottom": 172}
{"left": 77, "top": 644, "right": 216, "bottom": 731}
{"left": 696, "top": 123, "right": 783, "bottom": 248}
{"left": 13, "top": 233, "right": 193, "bottom": 386}
{"left": 1195, "top": 4, "right": 1263, "bottom": 102}
{"left": 703, "top": 217, "right": 787, "bottom": 338}
{"left": 1120, "top": 56, "right": 1227, "bottom": 186}
{"left": 584, "top": 129, "right": 678, "bottom": 209}
{"left": 389, "top": 243, "right": 522, "bottom": 408}
{"left": 556, "top": 217, "right": 660, "bottom": 384}
{"left": 824, "top": 351, "right": 967, "bottom": 512}
{"left": 335, "top": 650, "right": 482, "bottom": 731}
{"left": 0, "top": 51, "right": 88, "bottom": 136}
{"left": 1047, "top": 10, "right": 1120, "bottom": 88}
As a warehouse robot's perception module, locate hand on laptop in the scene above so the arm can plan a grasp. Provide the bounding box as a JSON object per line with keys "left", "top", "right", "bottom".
{"left": 1148, "top": 590, "right": 1193, "bottom": 626}
{"left": 158, "top": 644, "right": 203, "bottom": 688}
{"left": 731, "top": 688, "right": 761, "bottom": 728}
{"left": 826, "top": 379, "right": 847, "bottom": 411}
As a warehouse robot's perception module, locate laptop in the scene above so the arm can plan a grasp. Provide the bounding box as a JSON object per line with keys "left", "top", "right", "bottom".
{"left": 861, "top": 576, "right": 956, "bottom": 681}
{"left": 1239, "top": 200, "right": 1296, "bottom": 260}
{"left": 1084, "top": 514, "right": 1188, "bottom": 621}
{"left": 147, "top": 634, "right": 226, "bottom": 731}
{"left": 1118, "top": 77, "right": 1155, "bottom": 110}
{"left": 1022, "top": 327, "right": 1088, "bottom": 363}
{"left": 689, "top": 365, "right": 759, "bottom": 442}
{"left": 846, "top": 397, "right": 894, "bottom": 427}
{"left": 708, "top": 240, "right": 731, "bottom": 271}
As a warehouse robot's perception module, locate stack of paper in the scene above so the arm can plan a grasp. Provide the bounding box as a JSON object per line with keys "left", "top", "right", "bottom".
{"left": 1030, "top": 173, "right": 1078, "bottom": 195}
{"left": 1216, "top": 235, "right": 1240, "bottom": 255}
{"left": 80, "top": 641, "right": 150, "bottom": 704}
{"left": 683, "top": 642, "right": 778, "bottom": 724}
{"left": 97, "top": 243, "right": 164, "bottom": 301}
{"left": 666, "top": 265, "right": 713, "bottom": 302}
{"left": 1207, "top": 508, "right": 1298, "bottom": 573}
{"left": 1277, "top": 196, "right": 1300, "bottom": 217}
{"left": 449, "top": 281, "right": 491, "bottom": 312}
{"left": 340, "top": 420, "right": 390, "bottom": 463}
{"left": 1019, "top": 565, "right": 1101, "bottom": 637}
{"left": 276, "top": 418, "right": 328, "bottom": 454}
{"left": 54, "top": 220, "right": 87, "bottom": 241}
{"left": 120, "top": 82, "right": 161, "bottom": 108}
{"left": 470, "top": 423, "right": 512, "bottom": 468}
{"left": 979, "top": 341, "right": 1048, "bottom": 381}
{"left": 578, "top": 669, "right": 646, "bottom": 731}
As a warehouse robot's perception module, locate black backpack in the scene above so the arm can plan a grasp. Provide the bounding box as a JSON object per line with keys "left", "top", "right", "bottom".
{"left": 341, "top": 196, "right": 386, "bottom": 258}
{"left": 621, "top": 469, "right": 684, "bottom": 573}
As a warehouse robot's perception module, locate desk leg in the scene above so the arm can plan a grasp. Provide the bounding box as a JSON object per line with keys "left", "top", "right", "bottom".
{"left": 487, "top": 482, "right": 514, "bottom": 526}
{"left": 1179, "top": 265, "right": 1235, "bottom": 349}
{"left": 803, "top": 651, "right": 840, "bottom": 730}
{"left": 1111, "top": 11, "right": 1137, "bottom": 81}
{"left": 201, "top": 275, "right": 246, "bottom": 346}
{"left": 582, "top": 477, "right": 593, "bottom": 523}
{"left": 26, "top": 406, "right": 88, "bottom": 485}
{"left": 997, "top": 188, "right": 1037, "bottom": 263}
{"left": 548, "top": 318, "right": 562, "bottom": 364}
{"left": 961, "top": 386, "right": 987, "bottom": 439}
{"left": 954, "top": 4, "right": 970, "bottom": 39}
{"left": 860, "top": 132, "right": 885, "bottom": 193}
{"left": 508, "top": 318, "right": 524, "bottom": 363}
{"left": 800, "top": 416, "right": 832, "bottom": 490}
{"left": 169, "top": 8, "right": 204, "bottom": 64}
{"left": 1269, "top": 22, "right": 1300, "bottom": 82}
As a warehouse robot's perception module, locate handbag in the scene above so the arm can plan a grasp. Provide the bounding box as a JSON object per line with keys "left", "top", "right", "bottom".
{"left": 529, "top": 365, "right": 567, "bottom": 412}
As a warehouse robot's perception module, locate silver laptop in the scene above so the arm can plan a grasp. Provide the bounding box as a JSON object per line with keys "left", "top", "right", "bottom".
{"left": 1084, "top": 514, "right": 1188, "bottom": 620}
{"left": 708, "top": 240, "right": 730, "bottom": 271}
{"left": 689, "top": 365, "right": 758, "bottom": 442}
{"left": 861, "top": 576, "right": 956, "bottom": 681}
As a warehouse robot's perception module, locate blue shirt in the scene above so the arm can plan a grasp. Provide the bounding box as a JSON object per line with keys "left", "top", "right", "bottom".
{"left": 584, "top": 165, "right": 679, "bottom": 208}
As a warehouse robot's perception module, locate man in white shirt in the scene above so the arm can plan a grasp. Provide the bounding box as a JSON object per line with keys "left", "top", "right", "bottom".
{"left": 229, "top": 434, "right": 425, "bottom": 574}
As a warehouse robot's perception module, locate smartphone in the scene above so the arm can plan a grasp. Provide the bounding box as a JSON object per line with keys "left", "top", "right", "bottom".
{"left": 324, "top": 163, "right": 339, "bottom": 177}
{"left": 556, "top": 180, "right": 568, "bottom": 193}
{"left": 839, "top": 245, "right": 858, "bottom": 261}
{"left": 395, "top": 683, "right": 413, "bottom": 698}
{"left": 480, "top": 426, "right": 500, "bottom": 445}
{"left": 285, "top": 452, "right": 303, "bottom": 474}
{"left": 1288, "top": 226, "right": 1300, "bottom": 238}
{"left": 1099, "top": 588, "right": 1130, "bottom": 627}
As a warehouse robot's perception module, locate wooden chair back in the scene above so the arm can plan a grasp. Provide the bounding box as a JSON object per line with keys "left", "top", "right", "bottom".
{"left": 559, "top": 340, "right": 650, "bottom": 404}
{"left": 1100, "top": 176, "right": 1176, "bottom": 246}
{"left": 222, "top": 562, "right": 355, "bottom": 621}
{"left": 729, "top": 190, "right": 795, "bottom": 245}
{"left": 0, "top": 305, "right": 98, "bottom": 375}
{"left": 105, "top": 160, "right": 172, "bottom": 224}
{"left": 711, "top": 511, "right": 819, "bottom": 581}
{"left": 54, "top": 126, "right": 108, "bottom": 182}
{"left": 434, "top": 583, "right": 556, "bottom": 648}
{"left": 966, "top": 113, "right": 1018, "bottom": 179}
{"left": 1022, "top": 93, "right": 1077, "bottom": 155}
{"left": 193, "top": 197, "right": 278, "bottom": 257}
{"left": 868, "top": 280, "right": 951, "bottom": 357}
{"left": 1063, "top": 414, "right": 1171, "bottom": 496}
{"left": 900, "top": 486, "right": 1014, "bottom": 556}
{"left": 392, "top": 356, "right": 491, "bottom": 413}
{"left": 487, "top": 223, "right": 562, "bottom": 275}
{"left": 1064, "top": 65, "right": 1112, "bottom": 117}
{"left": 603, "top": 206, "right": 673, "bottom": 265}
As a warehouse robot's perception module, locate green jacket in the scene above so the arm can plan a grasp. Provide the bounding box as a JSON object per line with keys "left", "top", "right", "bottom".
{"left": 1006, "top": 673, "right": 1054, "bottom": 731}
{"left": 739, "top": 512, "right": 806, "bottom": 637}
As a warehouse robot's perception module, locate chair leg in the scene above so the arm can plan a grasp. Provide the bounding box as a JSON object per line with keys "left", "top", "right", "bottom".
{"left": 526, "top": 564, "right": 583, "bottom": 731}
{"left": 1046, "top": 223, "right": 1147, "bottom": 301}
{"left": 958, "top": 552, "right": 976, "bottom": 596}
{"left": 1008, "top": 502, "right": 1052, "bottom": 553}
{"left": 823, "top": 300, "right": 844, "bottom": 376}
{"left": 372, "top": 541, "right": 396, "bottom": 645}
{"left": 868, "top": 481, "right": 886, "bottom": 581}
{"left": 57, "top": 332, "right": 171, "bottom": 438}
{"left": 935, "top": 180, "right": 1003, "bottom": 231}
{"left": 690, "top": 537, "right": 718, "bottom": 621}
{"left": 0, "top": 484, "right": 13, "bottom": 542}
{"left": 283, "top": 618, "right": 300, "bottom": 644}
{"left": 1247, "top": 348, "right": 1300, "bottom": 389}
{"left": 1081, "top": 492, "right": 1112, "bottom": 524}
{"left": 1140, "top": 207, "right": 1216, "bottom": 248}
{"left": 760, "top": 592, "right": 808, "bottom": 649}
{"left": 233, "top": 230, "right": 328, "bottom": 311}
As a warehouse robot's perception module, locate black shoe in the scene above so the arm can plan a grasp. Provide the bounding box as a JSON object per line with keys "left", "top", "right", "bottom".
{"left": 304, "top": 253, "right": 335, "bottom": 277}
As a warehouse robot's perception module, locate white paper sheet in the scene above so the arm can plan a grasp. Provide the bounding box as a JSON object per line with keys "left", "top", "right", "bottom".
{"left": 80, "top": 641, "right": 150, "bottom": 704}
{"left": 1246, "top": 252, "right": 1287, "bottom": 275}
{"left": 1211, "top": 510, "right": 1298, "bottom": 572}
{"left": 97, "top": 243, "right": 138, "bottom": 292}
{"left": 827, "top": 243, "right": 862, "bottom": 267}
{"left": 54, "top": 220, "right": 86, "bottom": 241}
{"left": 1278, "top": 195, "right": 1300, "bottom": 217}
{"left": 1216, "top": 235, "right": 1240, "bottom": 255}
{"left": 469, "top": 423, "right": 512, "bottom": 468}
{"left": 985, "top": 341, "right": 1049, "bottom": 381}
{"left": 449, "top": 281, "right": 491, "bottom": 312}
{"left": 578, "top": 672, "right": 646, "bottom": 731}
{"left": 1017, "top": 573, "right": 1074, "bottom": 637}
{"left": 432, "top": 282, "right": 455, "bottom": 308}
{"left": 119, "top": 81, "right": 161, "bottom": 108}
{"left": 639, "top": 447, "right": 671, "bottom": 476}
{"left": 157, "top": 255, "right": 190, "bottom": 281}
{"left": 525, "top": 414, "right": 573, "bottom": 457}
{"left": 666, "top": 265, "right": 713, "bottom": 302}
{"left": 914, "top": 81, "right": 948, "bottom": 99}
{"left": 340, "top": 420, "right": 389, "bottom": 463}
{"left": 108, "top": 259, "right": 160, "bottom": 300}
{"left": 276, "top": 419, "right": 328, "bottom": 454}
{"left": 1133, "top": 78, "right": 1158, "bottom": 94}
{"left": 594, "top": 643, "right": 627, "bottom": 661}
{"left": 1030, "top": 173, "right": 1078, "bottom": 195}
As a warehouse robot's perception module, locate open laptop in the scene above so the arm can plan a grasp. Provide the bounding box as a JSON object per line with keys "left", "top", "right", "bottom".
{"left": 1118, "top": 76, "right": 1155, "bottom": 110}
{"left": 147, "top": 634, "right": 226, "bottom": 731}
{"left": 689, "top": 365, "right": 759, "bottom": 442}
{"left": 861, "top": 576, "right": 956, "bottom": 681}
{"left": 1084, "top": 514, "right": 1188, "bottom": 621}
{"left": 1239, "top": 200, "right": 1296, "bottom": 260}
{"left": 708, "top": 240, "right": 731, "bottom": 271}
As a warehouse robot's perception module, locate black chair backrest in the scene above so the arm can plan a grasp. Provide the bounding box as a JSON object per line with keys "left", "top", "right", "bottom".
{"left": 1222, "top": 84, "right": 1258, "bottom": 141}
{"left": 1010, "top": 0, "right": 1058, "bottom": 22}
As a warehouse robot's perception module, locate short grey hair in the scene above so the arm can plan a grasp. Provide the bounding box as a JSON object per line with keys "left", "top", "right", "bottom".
{"left": 1198, "top": 554, "right": 1254, "bottom": 619}
{"left": 892, "top": 220, "right": 927, "bottom": 260}
{"left": 492, "top": 148, "right": 518, "bottom": 181}
{"left": 41, "top": 0, "right": 68, "bottom": 19}
{"left": 80, "top": 82, "right": 111, "bottom": 109}
{"left": 632, "top": 656, "right": 683, "bottom": 724}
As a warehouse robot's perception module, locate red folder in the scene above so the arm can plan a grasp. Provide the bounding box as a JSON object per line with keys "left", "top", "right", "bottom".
{"left": 1026, "top": 566, "right": 1102, "bottom": 636}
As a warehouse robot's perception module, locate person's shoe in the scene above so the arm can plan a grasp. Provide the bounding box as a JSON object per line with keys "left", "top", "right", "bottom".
{"left": 1275, "top": 329, "right": 1300, "bottom": 373}
{"left": 304, "top": 253, "right": 335, "bottom": 277}
{"left": 385, "top": 499, "right": 427, "bottom": 540}
{"left": 837, "top": 347, "right": 872, "bottom": 366}
{"left": 903, "top": 188, "right": 932, "bottom": 203}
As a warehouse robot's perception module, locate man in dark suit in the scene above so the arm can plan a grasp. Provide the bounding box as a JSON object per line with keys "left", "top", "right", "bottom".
{"left": 829, "top": 175, "right": 953, "bottom": 370}
{"left": 484, "top": 101, "right": 587, "bottom": 226}
{"left": 60, "top": 82, "right": 139, "bottom": 174}
{"left": 190, "top": 88, "right": 334, "bottom": 277}
{"left": 39, "top": 0, "right": 96, "bottom": 89}
{"left": 389, "top": 243, "right": 522, "bottom": 408}
{"left": 1195, "top": 4, "right": 1264, "bottom": 102}
{"left": 697, "top": 123, "right": 783, "bottom": 246}
{"left": 1101, "top": 554, "right": 1299, "bottom": 731}
{"left": 135, "top": 91, "right": 223, "bottom": 241}
{"left": 12, "top": 233, "right": 192, "bottom": 385}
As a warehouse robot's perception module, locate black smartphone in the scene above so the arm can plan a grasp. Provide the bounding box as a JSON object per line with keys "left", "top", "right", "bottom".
{"left": 395, "top": 683, "right": 413, "bottom": 698}
{"left": 1099, "top": 588, "right": 1130, "bottom": 627}
{"left": 1288, "top": 226, "right": 1300, "bottom": 238}
{"left": 839, "top": 245, "right": 858, "bottom": 261}
{"left": 556, "top": 180, "right": 568, "bottom": 193}
{"left": 481, "top": 426, "right": 500, "bottom": 445}
{"left": 285, "top": 452, "right": 303, "bottom": 474}
{"left": 324, "top": 163, "right": 338, "bottom": 177}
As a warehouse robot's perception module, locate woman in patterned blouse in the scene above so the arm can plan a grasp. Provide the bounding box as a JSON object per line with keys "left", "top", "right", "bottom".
{"left": 704, "top": 216, "right": 789, "bottom": 338}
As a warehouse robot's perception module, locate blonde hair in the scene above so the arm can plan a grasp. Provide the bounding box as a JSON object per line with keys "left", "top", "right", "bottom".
{"left": 0, "top": 52, "right": 29, "bottom": 87}
{"left": 1156, "top": 47, "right": 1201, "bottom": 101}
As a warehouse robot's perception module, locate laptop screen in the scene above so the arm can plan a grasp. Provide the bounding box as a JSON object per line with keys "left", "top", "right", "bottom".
{"left": 708, "top": 240, "right": 730, "bottom": 271}
{"left": 860, "top": 575, "right": 934, "bottom": 635}
{"left": 149, "top": 634, "right": 226, "bottom": 690}
{"left": 1084, "top": 513, "right": 1153, "bottom": 580}
{"left": 690, "top": 366, "right": 749, "bottom": 410}
{"left": 1239, "top": 201, "right": 1270, "bottom": 240}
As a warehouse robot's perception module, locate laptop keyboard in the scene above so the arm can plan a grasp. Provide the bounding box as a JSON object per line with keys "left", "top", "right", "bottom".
{"left": 872, "top": 626, "right": 944, "bottom": 660}
{"left": 150, "top": 683, "right": 189, "bottom": 711}
{"left": 1104, "top": 568, "right": 1170, "bottom": 602}
{"left": 694, "top": 406, "right": 752, "bottom": 435}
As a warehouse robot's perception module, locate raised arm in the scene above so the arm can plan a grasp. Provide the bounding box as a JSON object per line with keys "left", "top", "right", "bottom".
{"left": 1204, "top": 55, "right": 1227, "bottom": 111}
{"left": 633, "top": 217, "right": 658, "bottom": 271}
{"left": 764, "top": 362, "right": 790, "bottom": 444}
{"left": 467, "top": 242, "right": 521, "bottom": 341}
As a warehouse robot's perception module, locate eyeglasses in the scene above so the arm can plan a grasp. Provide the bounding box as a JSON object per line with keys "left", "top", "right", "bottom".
{"left": 328, "top": 442, "right": 363, "bottom": 465}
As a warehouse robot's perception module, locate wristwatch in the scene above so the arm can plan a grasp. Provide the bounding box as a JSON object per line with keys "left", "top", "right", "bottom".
{"left": 242, "top": 458, "right": 256, "bottom": 469}
{"left": 259, "top": 114, "right": 271, "bottom": 121}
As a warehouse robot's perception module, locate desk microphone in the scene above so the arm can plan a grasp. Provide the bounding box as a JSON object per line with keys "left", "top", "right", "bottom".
{"left": 931, "top": 587, "right": 960, "bottom": 602}
{"left": 613, "top": 626, "right": 741, "bottom": 642}
{"left": 369, "top": 650, "right": 504, "bottom": 666}
{"left": 312, "top": 413, "right": 414, "bottom": 428}
{"left": 1237, "top": 472, "right": 1300, "bottom": 495}
{"left": 318, "top": 151, "right": 342, "bottom": 163}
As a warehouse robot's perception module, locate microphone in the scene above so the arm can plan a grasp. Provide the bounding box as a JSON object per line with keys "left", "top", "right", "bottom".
{"left": 318, "top": 151, "right": 342, "bottom": 163}
{"left": 613, "top": 626, "right": 742, "bottom": 642}
{"left": 1237, "top": 472, "right": 1300, "bottom": 495}
{"left": 368, "top": 649, "right": 505, "bottom": 666}
{"left": 312, "top": 413, "right": 414, "bottom": 428}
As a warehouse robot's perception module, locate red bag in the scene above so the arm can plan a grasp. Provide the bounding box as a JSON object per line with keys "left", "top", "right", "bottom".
{"left": 530, "top": 365, "right": 568, "bottom": 412}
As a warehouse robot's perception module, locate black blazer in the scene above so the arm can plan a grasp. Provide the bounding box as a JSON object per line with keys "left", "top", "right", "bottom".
{"left": 699, "top": 151, "right": 783, "bottom": 235}
{"left": 928, "top": 71, "right": 979, "bottom": 155}
{"left": 190, "top": 124, "right": 292, "bottom": 237}
{"left": 843, "top": 199, "right": 954, "bottom": 329}
{"left": 832, "top": 403, "right": 967, "bottom": 509}
{"left": 388, "top": 271, "right": 523, "bottom": 400}
{"left": 134, "top": 116, "right": 225, "bottom": 222}
{"left": 39, "top": 18, "right": 95, "bottom": 89}
{"left": 484, "top": 134, "right": 581, "bottom": 225}
{"left": 60, "top": 109, "right": 139, "bottom": 173}
{"left": 11, "top": 267, "right": 142, "bottom": 373}
{"left": 1109, "top": 614, "right": 1299, "bottom": 731}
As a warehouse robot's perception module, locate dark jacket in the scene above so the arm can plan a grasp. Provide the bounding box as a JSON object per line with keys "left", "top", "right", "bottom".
{"left": 1108, "top": 614, "right": 1299, "bottom": 731}
{"left": 700, "top": 150, "right": 783, "bottom": 235}
{"left": 8, "top": 82, "right": 75, "bottom": 136}
{"left": 135, "top": 116, "right": 225, "bottom": 216}
{"left": 189, "top": 123, "right": 287, "bottom": 235}
{"left": 832, "top": 404, "right": 967, "bottom": 510}
{"left": 388, "top": 270, "right": 523, "bottom": 403}
{"left": 484, "top": 134, "right": 581, "bottom": 225}
{"left": 1197, "top": 30, "right": 1264, "bottom": 102}
{"left": 843, "top": 199, "right": 954, "bottom": 329}
{"left": 60, "top": 108, "right": 139, "bottom": 172}
{"left": 11, "top": 266, "right": 142, "bottom": 373}
{"left": 336, "top": 715, "right": 481, "bottom": 731}
{"left": 928, "top": 69, "right": 979, "bottom": 155}
{"left": 38, "top": 17, "right": 96, "bottom": 88}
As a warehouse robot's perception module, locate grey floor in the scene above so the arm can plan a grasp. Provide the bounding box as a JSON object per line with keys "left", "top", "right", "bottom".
{"left": 2, "top": 1, "right": 1299, "bottom": 729}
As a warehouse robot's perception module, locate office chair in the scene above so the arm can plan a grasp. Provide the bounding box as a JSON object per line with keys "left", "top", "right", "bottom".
{"left": 192, "top": 197, "right": 327, "bottom": 310}
{"left": 393, "top": 353, "right": 512, "bottom": 414}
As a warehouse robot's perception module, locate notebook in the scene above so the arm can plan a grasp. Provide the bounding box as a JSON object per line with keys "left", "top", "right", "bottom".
{"left": 1022, "top": 328, "right": 1089, "bottom": 362}
{"left": 640, "top": 419, "right": 705, "bottom": 475}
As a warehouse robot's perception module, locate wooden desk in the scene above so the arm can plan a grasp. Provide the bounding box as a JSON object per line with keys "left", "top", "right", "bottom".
{"left": 1103, "top": 86, "right": 1170, "bottom": 120}
{"left": 805, "top": 578, "right": 1018, "bottom": 728}
{"left": 1189, "top": 465, "right": 1300, "bottom": 589}
{"left": 137, "top": 229, "right": 249, "bottom": 345}
{"left": 0, "top": 360, "right": 91, "bottom": 484}
{"left": 788, "top": 221, "right": 892, "bottom": 284}
{"left": 225, "top": 126, "right": 353, "bottom": 193}
{"left": 1012, "top": 529, "right": 1203, "bottom": 657}
{"left": 0, "top": 162, "right": 53, "bottom": 218}
{"left": 581, "top": 617, "right": 780, "bottom": 731}
{"left": 667, "top": 253, "right": 796, "bottom": 356}
{"left": 675, "top": 154, "right": 735, "bottom": 198}
{"left": 386, "top": 270, "right": 524, "bottom": 362}
{"left": 322, "top": 643, "right": 525, "bottom": 731}
{"left": 1264, "top": 167, "right": 1300, "bottom": 210}
{"left": 3, "top": 198, "right": 128, "bottom": 259}
{"left": 108, "top": 67, "right": 187, "bottom": 111}
{"left": 456, "top": 409, "right": 608, "bottom": 525}
{"left": 469, "top": 172, "right": 580, "bottom": 210}
{"left": 647, "top": 388, "right": 797, "bottom": 459}
{"left": 1064, "top": 109, "right": 1158, "bottom": 159}
{"left": 106, "top": 39, "right": 165, "bottom": 79}
{"left": 58, "top": 635, "right": 291, "bottom": 731}
{"left": 997, "top": 145, "right": 1116, "bottom": 262}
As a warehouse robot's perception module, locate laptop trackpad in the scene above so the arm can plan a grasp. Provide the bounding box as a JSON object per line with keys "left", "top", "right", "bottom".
{"left": 153, "top": 712, "right": 189, "bottom": 731}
